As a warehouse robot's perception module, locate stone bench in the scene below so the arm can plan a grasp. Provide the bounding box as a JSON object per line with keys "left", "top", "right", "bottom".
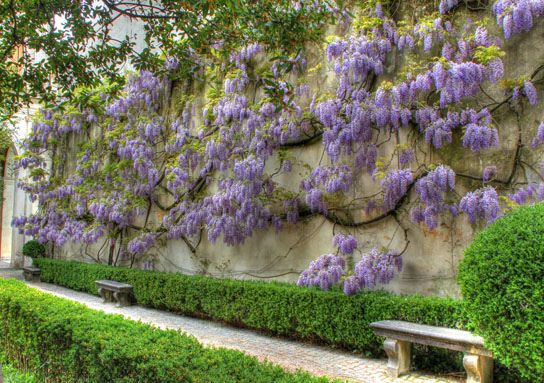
{"left": 23, "top": 267, "right": 41, "bottom": 282}
{"left": 96, "top": 280, "right": 134, "bottom": 307}
{"left": 370, "top": 320, "right": 492, "bottom": 383}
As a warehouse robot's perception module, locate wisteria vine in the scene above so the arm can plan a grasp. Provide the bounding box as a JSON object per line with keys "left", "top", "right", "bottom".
{"left": 14, "top": 0, "right": 544, "bottom": 295}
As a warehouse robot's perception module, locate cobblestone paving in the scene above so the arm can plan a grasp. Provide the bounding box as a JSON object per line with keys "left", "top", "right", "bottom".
{"left": 0, "top": 269, "right": 463, "bottom": 383}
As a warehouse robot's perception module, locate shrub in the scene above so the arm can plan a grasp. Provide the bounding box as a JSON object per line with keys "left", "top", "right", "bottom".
{"left": 1, "top": 363, "right": 36, "bottom": 383}
{"left": 0, "top": 278, "right": 329, "bottom": 383}
{"left": 34, "top": 258, "right": 466, "bottom": 372}
{"left": 21, "top": 240, "right": 45, "bottom": 259}
{"left": 459, "top": 204, "right": 544, "bottom": 382}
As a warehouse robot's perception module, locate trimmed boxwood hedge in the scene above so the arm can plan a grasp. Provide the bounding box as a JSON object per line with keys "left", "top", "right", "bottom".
{"left": 459, "top": 204, "right": 544, "bottom": 382}
{"left": 34, "top": 258, "right": 466, "bottom": 372}
{"left": 1, "top": 363, "right": 36, "bottom": 383}
{"left": 0, "top": 278, "right": 330, "bottom": 383}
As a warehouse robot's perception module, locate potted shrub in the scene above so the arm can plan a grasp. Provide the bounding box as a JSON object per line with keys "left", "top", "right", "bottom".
{"left": 22, "top": 240, "right": 46, "bottom": 266}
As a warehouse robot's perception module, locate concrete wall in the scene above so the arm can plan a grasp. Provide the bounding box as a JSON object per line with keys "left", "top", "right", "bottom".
{"left": 1, "top": 104, "right": 40, "bottom": 267}
{"left": 51, "top": 10, "right": 544, "bottom": 297}
{"left": 1, "top": 148, "right": 17, "bottom": 261}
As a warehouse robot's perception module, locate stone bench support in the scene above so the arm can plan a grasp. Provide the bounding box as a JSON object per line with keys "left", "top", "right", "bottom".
{"left": 370, "top": 320, "right": 493, "bottom": 383}
{"left": 23, "top": 267, "right": 41, "bottom": 282}
{"left": 95, "top": 280, "right": 134, "bottom": 307}
{"left": 384, "top": 338, "right": 411, "bottom": 377}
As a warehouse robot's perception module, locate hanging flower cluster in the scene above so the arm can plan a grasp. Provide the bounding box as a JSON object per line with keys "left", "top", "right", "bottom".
{"left": 411, "top": 166, "right": 457, "bottom": 230}
{"left": 297, "top": 253, "right": 346, "bottom": 290}
{"left": 343, "top": 249, "right": 402, "bottom": 296}
{"left": 298, "top": 235, "right": 403, "bottom": 295}
{"left": 460, "top": 187, "right": 501, "bottom": 224}
{"left": 493, "top": 0, "right": 544, "bottom": 39}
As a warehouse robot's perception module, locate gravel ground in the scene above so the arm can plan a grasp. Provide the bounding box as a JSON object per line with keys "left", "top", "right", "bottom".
{"left": 0, "top": 269, "right": 463, "bottom": 383}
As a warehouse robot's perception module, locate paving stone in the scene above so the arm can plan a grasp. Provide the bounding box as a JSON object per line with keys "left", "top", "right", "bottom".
{"left": 0, "top": 269, "right": 464, "bottom": 383}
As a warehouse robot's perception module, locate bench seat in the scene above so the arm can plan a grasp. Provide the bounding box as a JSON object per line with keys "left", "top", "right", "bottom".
{"left": 96, "top": 280, "right": 134, "bottom": 307}
{"left": 23, "top": 267, "right": 41, "bottom": 282}
{"left": 370, "top": 320, "right": 492, "bottom": 383}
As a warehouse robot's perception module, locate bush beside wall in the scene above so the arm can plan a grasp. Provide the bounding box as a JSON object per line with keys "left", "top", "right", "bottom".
{"left": 34, "top": 258, "right": 466, "bottom": 372}
{"left": 459, "top": 204, "right": 544, "bottom": 382}
{"left": 0, "top": 278, "right": 330, "bottom": 383}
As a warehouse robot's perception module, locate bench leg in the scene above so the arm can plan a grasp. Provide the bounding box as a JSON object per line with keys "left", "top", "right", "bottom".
{"left": 98, "top": 287, "right": 112, "bottom": 303}
{"left": 463, "top": 354, "right": 493, "bottom": 383}
{"left": 113, "top": 291, "right": 131, "bottom": 307}
{"left": 384, "top": 338, "right": 412, "bottom": 377}
{"left": 24, "top": 272, "right": 36, "bottom": 282}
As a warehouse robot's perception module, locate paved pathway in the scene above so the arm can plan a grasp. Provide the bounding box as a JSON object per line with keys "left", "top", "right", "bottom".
{"left": 0, "top": 269, "right": 463, "bottom": 383}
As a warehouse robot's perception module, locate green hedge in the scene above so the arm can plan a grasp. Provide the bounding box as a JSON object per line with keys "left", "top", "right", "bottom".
{"left": 21, "top": 240, "right": 45, "bottom": 259}
{"left": 1, "top": 363, "right": 36, "bottom": 383}
{"left": 459, "top": 204, "right": 544, "bottom": 382}
{"left": 0, "top": 278, "right": 330, "bottom": 383}
{"left": 34, "top": 258, "right": 465, "bottom": 372}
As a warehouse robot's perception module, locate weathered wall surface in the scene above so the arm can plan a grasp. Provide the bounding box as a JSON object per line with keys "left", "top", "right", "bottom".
{"left": 3, "top": 104, "right": 40, "bottom": 267}
{"left": 58, "top": 8, "right": 544, "bottom": 298}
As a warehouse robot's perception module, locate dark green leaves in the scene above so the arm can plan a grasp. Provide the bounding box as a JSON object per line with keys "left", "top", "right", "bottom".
{"left": 459, "top": 203, "right": 544, "bottom": 382}
{"left": 34, "top": 258, "right": 467, "bottom": 374}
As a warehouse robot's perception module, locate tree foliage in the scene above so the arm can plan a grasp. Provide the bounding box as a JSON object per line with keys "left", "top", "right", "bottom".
{"left": 0, "top": 0, "right": 338, "bottom": 122}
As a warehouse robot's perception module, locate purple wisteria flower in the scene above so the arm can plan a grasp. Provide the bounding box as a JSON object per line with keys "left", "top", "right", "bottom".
{"left": 164, "top": 57, "right": 179, "bottom": 72}
{"left": 411, "top": 165, "right": 456, "bottom": 229}
{"left": 333, "top": 234, "right": 358, "bottom": 255}
{"left": 297, "top": 254, "right": 346, "bottom": 290}
{"left": 343, "top": 248, "right": 402, "bottom": 295}
{"left": 508, "top": 183, "right": 544, "bottom": 204}
{"left": 531, "top": 122, "right": 544, "bottom": 148}
{"left": 493, "top": 0, "right": 544, "bottom": 39}
{"left": 439, "top": 0, "right": 459, "bottom": 14}
{"left": 381, "top": 169, "right": 413, "bottom": 210}
{"left": 523, "top": 80, "right": 539, "bottom": 105}
{"left": 483, "top": 166, "right": 497, "bottom": 182}
{"left": 460, "top": 187, "right": 501, "bottom": 224}
{"left": 463, "top": 123, "right": 499, "bottom": 152}
{"left": 399, "top": 149, "right": 415, "bottom": 167}
{"left": 128, "top": 233, "right": 157, "bottom": 255}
